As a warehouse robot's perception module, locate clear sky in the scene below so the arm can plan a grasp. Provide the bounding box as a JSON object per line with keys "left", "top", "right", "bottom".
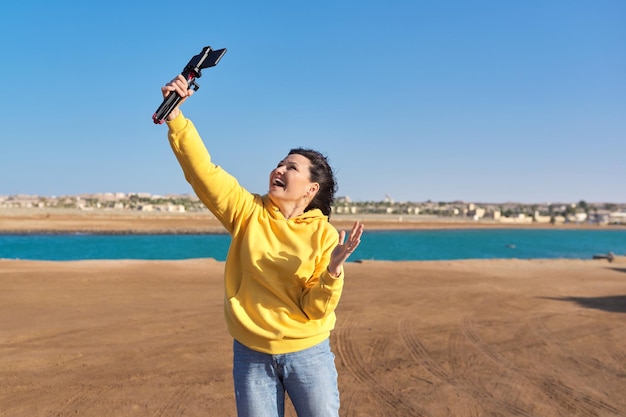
{"left": 1, "top": 1, "right": 624, "bottom": 204}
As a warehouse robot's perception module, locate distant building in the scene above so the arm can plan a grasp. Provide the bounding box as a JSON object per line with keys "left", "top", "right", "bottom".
{"left": 609, "top": 212, "right": 626, "bottom": 224}
{"left": 166, "top": 204, "right": 186, "bottom": 213}
{"left": 534, "top": 211, "right": 552, "bottom": 223}
{"left": 467, "top": 204, "right": 485, "bottom": 220}
{"left": 498, "top": 213, "right": 533, "bottom": 224}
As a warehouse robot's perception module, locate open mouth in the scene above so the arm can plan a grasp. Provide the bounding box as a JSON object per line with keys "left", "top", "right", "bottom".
{"left": 272, "top": 177, "right": 285, "bottom": 188}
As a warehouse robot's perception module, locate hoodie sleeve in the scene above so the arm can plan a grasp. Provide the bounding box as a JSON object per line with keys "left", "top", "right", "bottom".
{"left": 300, "top": 269, "right": 344, "bottom": 320}
{"left": 166, "top": 113, "right": 255, "bottom": 233}
{"left": 299, "top": 226, "right": 344, "bottom": 320}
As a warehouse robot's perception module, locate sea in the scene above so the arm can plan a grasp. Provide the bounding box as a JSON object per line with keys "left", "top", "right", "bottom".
{"left": 1, "top": 229, "right": 625, "bottom": 262}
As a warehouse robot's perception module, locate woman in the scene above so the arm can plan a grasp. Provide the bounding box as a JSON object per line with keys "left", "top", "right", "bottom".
{"left": 161, "top": 75, "right": 363, "bottom": 417}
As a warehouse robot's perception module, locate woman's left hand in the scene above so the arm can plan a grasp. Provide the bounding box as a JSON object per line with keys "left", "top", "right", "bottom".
{"left": 328, "top": 221, "right": 364, "bottom": 277}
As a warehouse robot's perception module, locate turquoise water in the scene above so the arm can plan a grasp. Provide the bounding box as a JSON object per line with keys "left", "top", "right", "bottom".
{"left": 1, "top": 229, "right": 624, "bottom": 261}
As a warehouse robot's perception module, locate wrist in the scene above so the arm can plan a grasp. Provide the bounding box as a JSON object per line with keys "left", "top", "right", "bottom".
{"left": 167, "top": 108, "right": 180, "bottom": 121}
{"left": 327, "top": 266, "right": 342, "bottom": 278}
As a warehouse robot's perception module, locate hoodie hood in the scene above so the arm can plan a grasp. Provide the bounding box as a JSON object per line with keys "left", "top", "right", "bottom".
{"left": 262, "top": 194, "right": 327, "bottom": 224}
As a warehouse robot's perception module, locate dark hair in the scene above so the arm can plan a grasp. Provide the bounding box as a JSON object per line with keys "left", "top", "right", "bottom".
{"left": 288, "top": 148, "right": 337, "bottom": 217}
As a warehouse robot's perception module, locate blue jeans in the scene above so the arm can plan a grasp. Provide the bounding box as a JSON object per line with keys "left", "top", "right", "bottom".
{"left": 233, "top": 338, "right": 340, "bottom": 417}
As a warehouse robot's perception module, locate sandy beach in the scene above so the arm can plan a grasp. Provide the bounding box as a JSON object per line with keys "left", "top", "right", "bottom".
{"left": 0, "top": 209, "right": 610, "bottom": 234}
{"left": 1, "top": 211, "right": 625, "bottom": 416}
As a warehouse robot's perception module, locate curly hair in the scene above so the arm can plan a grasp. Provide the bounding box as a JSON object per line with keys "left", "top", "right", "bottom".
{"left": 288, "top": 148, "right": 338, "bottom": 218}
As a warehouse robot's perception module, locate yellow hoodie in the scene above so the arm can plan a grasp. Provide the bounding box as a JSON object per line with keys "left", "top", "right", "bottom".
{"left": 167, "top": 113, "right": 344, "bottom": 354}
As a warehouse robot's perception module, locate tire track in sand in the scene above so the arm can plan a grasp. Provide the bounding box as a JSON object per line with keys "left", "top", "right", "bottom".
{"left": 334, "top": 313, "right": 429, "bottom": 416}
{"left": 400, "top": 319, "right": 532, "bottom": 417}
{"left": 0, "top": 385, "right": 48, "bottom": 416}
{"left": 529, "top": 314, "right": 626, "bottom": 378}
{"left": 154, "top": 386, "right": 194, "bottom": 417}
{"left": 525, "top": 314, "right": 623, "bottom": 416}
{"left": 51, "top": 384, "right": 117, "bottom": 417}
{"left": 462, "top": 316, "right": 621, "bottom": 417}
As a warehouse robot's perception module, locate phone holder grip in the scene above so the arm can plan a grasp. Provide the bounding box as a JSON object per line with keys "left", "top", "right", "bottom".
{"left": 153, "top": 46, "right": 226, "bottom": 124}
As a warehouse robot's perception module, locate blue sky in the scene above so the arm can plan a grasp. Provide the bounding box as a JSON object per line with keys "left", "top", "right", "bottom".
{"left": 1, "top": 1, "right": 624, "bottom": 203}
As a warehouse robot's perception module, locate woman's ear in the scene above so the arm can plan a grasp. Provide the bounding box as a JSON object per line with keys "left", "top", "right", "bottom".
{"left": 309, "top": 183, "right": 320, "bottom": 196}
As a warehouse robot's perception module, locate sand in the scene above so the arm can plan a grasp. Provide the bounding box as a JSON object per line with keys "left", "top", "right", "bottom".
{"left": 0, "top": 209, "right": 609, "bottom": 234}
{"left": 1, "top": 211, "right": 625, "bottom": 416}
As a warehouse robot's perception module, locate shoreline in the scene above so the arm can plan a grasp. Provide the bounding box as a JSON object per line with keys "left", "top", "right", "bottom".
{"left": 1, "top": 208, "right": 618, "bottom": 234}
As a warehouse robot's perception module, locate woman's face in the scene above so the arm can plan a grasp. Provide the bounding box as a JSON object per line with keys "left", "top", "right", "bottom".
{"left": 268, "top": 153, "right": 318, "bottom": 211}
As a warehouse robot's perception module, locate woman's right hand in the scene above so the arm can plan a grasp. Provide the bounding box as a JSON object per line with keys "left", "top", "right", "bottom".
{"left": 160, "top": 74, "right": 195, "bottom": 121}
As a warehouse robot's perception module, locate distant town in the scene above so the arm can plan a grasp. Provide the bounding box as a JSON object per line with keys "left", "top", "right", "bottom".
{"left": 1, "top": 193, "right": 625, "bottom": 225}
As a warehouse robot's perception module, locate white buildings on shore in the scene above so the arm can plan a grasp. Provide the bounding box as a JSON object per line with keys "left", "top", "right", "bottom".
{"left": 332, "top": 197, "right": 626, "bottom": 225}
{"left": 1, "top": 193, "right": 625, "bottom": 225}
{"left": 0, "top": 193, "right": 197, "bottom": 214}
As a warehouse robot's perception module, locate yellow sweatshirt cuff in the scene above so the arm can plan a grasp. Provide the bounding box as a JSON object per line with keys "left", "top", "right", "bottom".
{"left": 324, "top": 267, "right": 344, "bottom": 284}
{"left": 166, "top": 111, "right": 186, "bottom": 132}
